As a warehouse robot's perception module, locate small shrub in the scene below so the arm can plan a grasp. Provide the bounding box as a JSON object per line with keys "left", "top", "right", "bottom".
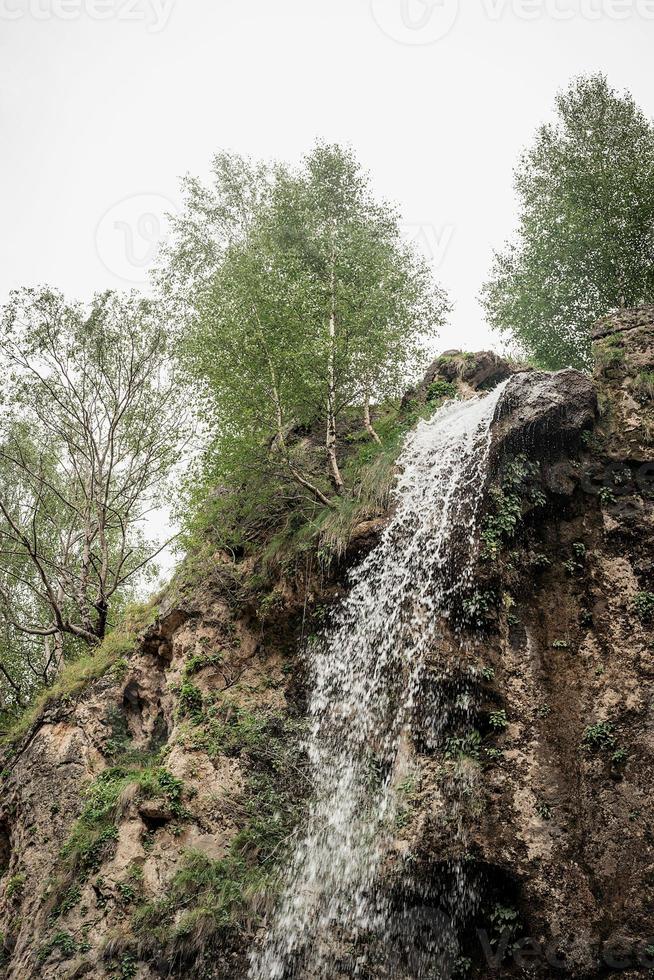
{"left": 581, "top": 429, "right": 601, "bottom": 451}
{"left": 0, "top": 602, "right": 157, "bottom": 747}
{"left": 444, "top": 730, "right": 482, "bottom": 762}
{"left": 177, "top": 682, "right": 204, "bottom": 721}
{"left": 426, "top": 380, "right": 457, "bottom": 402}
{"left": 582, "top": 721, "right": 616, "bottom": 752}
{"left": 184, "top": 703, "right": 272, "bottom": 759}
{"left": 131, "top": 716, "right": 307, "bottom": 961}
{"left": 634, "top": 591, "right": 654, "bottom": 622}
{"left": 599, "top": 486, "right": 616, "bottom": 506}
{"left": 488, "top": 709, "right": 508, "bottom": 731}
{"left": 50, "top": 884, "right": 81, "bottom": 920}
{"left": 183, "top": 652, "right": 223, "bottom": 678}
{"left": 460, "top": 590, "right": 496, "bottom": 628}
{"left": 60, "top": 758, "right": 185, "bottom": 880}
{"left": 631, "top": 370, "right": 654, "bottom": 403}
{"left": 481, "top": 455, "right": 545, "bottom": 559}
{"left": 6, "top": 872, "right": 25, "bottom": 899}
{"left": 117, "top": 880, "right": 138, "bottom": 904}
{"left": 108, "top": 954, "right": 139, "bottom": 980}
{"left": 38, "top": 931, "right": 79, "bottom": 963}
{"left": 488, "top": 904, "right": 520, "bottom": 951}
{"left": 597, "top": 337, "right": 626, "bottom": 370}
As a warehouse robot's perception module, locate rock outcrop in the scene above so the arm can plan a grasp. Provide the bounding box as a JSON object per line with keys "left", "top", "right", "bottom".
{"left": 1, "top": 310, "right": 654, "bottom": 979}
{"left": 393, "top": 310, "right": 654, "bottom": 979}
{"left": 493, "top": 368, "right": 597, "bottom": 454}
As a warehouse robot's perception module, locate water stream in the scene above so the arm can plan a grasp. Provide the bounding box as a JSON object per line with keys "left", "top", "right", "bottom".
{"left": 250, "top": 382, "right": 508, "bottom": 979}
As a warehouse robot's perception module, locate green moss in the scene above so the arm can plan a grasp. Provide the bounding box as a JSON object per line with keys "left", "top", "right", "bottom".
{"left": 132, "top": 712, "right": 307, "bottom": 965}
{"left": 59, "top": 757, "right": 185, "bottom": 881}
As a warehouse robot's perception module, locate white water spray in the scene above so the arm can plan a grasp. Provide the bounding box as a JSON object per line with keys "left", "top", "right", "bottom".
{"left": 250, "top": 382, "right": 508, "bottom": 979}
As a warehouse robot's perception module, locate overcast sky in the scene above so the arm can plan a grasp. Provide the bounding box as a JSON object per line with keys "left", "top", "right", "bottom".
{"left": 2, "top": 0, "right": 653, "bottom": 355}
{"left": 1, "top": 0, "right": 652, "bottom": 579}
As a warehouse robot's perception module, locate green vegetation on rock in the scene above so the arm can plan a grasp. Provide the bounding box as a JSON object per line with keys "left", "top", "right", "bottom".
{"left": 481, "top": 454, "right": 545, "bottom": 560}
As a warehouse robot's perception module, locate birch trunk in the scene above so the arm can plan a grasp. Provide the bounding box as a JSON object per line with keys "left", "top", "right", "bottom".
{"left": 254, "top": 307, "right": 333, "bottom": 508}
{"left": 326, "top": 230, "right": 345, "bottom": 494}
{"left": 363, "top": 393, "right": 382, "bottom": 445}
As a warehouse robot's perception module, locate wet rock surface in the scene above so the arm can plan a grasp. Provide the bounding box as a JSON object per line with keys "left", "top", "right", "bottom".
{"left": 492, "top": 368, "right": 598, "bottom": 456}
{"left": 393, "top": 309, "right": 654, "bottom": 979}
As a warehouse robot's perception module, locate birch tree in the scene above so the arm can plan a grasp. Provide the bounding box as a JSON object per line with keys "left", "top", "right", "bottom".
{"left": 166, "top": 143, "right": 448, "bottom": 510}
{"left": 0, "top": 288, "right": 187, "bottom": 663}
{"left": 272, "top": 144, "right": 447, "bottom": 488}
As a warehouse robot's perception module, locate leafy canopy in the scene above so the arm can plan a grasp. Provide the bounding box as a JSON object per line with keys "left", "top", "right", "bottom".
{"left": 163, "top": 143, "right": 449, "bottom": 541}
{"left": 0, "top": 289, "right": 187, "bottom": 715}
{"left": 482, "top": 73, "right": 654, "bottom": 369}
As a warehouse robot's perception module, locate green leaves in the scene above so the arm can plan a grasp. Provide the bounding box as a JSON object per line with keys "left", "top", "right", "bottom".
{"left": 482, "top": 74, "right": 654, "bottom": 369}
{"left": 0, "top": 288, "right": 187, "bottom": 720}
{"left": 168, "top": 143, "right": 448, "bottom": 541}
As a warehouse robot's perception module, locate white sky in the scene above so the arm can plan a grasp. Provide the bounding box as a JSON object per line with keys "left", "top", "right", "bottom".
{"left": 1, "top": 0, "right": 652, "bottom": 577}
{"left": 2, "top": 0, "right": 653, "bottom": 352}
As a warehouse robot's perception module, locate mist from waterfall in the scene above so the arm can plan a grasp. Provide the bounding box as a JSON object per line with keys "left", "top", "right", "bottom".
{"left": 250, "top": 382, "right": 509, "bottom": 979}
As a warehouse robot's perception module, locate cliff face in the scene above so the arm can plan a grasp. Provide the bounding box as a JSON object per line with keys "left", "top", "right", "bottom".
{"left": 392, "top": 311, "right": 654, "bottom": 979}
{"left": 1, "top": 310, "right": 654, "bottom": 979}
{"left": 0, "top": 564, "right": 313, "bottom": 980}
{"left": 478, "top": 309, "right": 654, "bottom": 977}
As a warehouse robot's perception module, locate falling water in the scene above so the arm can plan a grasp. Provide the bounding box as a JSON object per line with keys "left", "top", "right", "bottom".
{"left": 250, "top": 381, "right": 509, "bottom": 980}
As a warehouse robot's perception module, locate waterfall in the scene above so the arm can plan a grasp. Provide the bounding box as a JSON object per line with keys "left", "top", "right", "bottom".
{"left": 250, "top": 381, "right": 509, "bottom": 980}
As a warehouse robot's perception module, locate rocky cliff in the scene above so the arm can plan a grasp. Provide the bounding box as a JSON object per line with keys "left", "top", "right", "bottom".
{"left": 1, "top": 309, "right": 653, "bottom": 979}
